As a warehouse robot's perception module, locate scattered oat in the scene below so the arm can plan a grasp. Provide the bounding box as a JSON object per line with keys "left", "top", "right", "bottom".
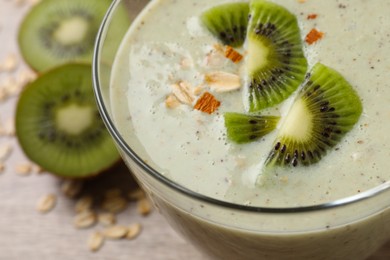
{"left": 75, "top": 196, "right": 94, "bottom": 213}
{"left": 194, "top": 92, "right": 221, "bottom": 115}
{"left": 193, "top": 85, "right": 204, "bottom": 96}
{"left": 0, "top": 163, "right": 5, "bottom": 174}
{"left": 128, "top": 189, "right": 146, "bottom": 201}
{"left": 17, "top": 69, "right": 37, "bottom": 86}
{"left": 171, "top": 81, "right": 196, "bottom": 105}
{"left": 165, "top": 94, "right": 181, "bottom": 109}
{"left": 36, "top": 194, "right": 56, "bottom": 213}
{"left": 137, "top": 198, "right": 152, "bottom": 216}
{"left": 180, "top": 57, "right": 193, "bottom": 69}
{"left": 15, "top": 163, "right": 33, "bottom": 176}
{"left": 305, "top": 28, "right": 324, "bottom": 45}
{"left": 0, "top": 144, "right": 12, "bottom": 161}
{"left": 33, "top": 165, "right": 45, "bottom": 174}
{"left": 0, "top": 87, "right": 8, "bottom": 102}
{"left": 205, "top": 71, "right": 241, "bottom": 92}
{"left": 280, "top": 176, "right": 289, "bottom": 184}
{"left": 103, "top": 225, "right": 128, "bottom": 239}
{"left": 204, "top": 45, "right": 226, "bottom": 67}
{"left": 3, "top": 118, "right": 15, "bottom": 136}
{"left": 126, "top": 223, "right": 142, "bottom": 240}
{"left": 98, "top": 212, "right": 116, "bottom": 226}
{"left": 101, "top": 196, "right": 127, "bottom": 213}
{"left": 74, "top": 210, "right": 97, "bottom": 229}
{"left": 87, "top": 231, "right": 104, "bottom": 252}
{"left": 0, "top": 53, "right": 18, "bottom": 72}
{"left": 61, "top": 180, "right": 83, "bottom": 198}
{"left": 4, "top": 78, "right": 21, "bottom": 96}
{"left": 224, "top": 46, "right": 244, "bottom": 63}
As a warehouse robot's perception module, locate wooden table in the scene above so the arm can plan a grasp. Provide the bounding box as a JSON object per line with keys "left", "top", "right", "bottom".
{"left": 0, "top": 1, "right": 388, "bottom": 259}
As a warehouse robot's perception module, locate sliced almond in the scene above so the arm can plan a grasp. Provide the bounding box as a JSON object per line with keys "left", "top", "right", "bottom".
{"left": 224, "top": 46, "right": 244, "bottom": 63}
{"left": 137, "top": 198, "right": 152, "bottom": 216}
{"left": 88, "top": 231, "right": 104, "bottom": 252}
{"left": 126, "top": 223, "right": 142, "bottom": 240}
{"left": 98, "top": 212, "right": 116, "bottom": 226}
{"left": 194, "top": 92, "right": 221, "bottom": 115}
{"left": 15, "top": 163, "right": 32, "bottom": 176}
{"left": 74, "top": 210, "right": 97, "bottom": 229}
{"left": 0, "top": 144, "right": 12, "bottom": 161}
{"left": 103, "top": 225, "right": 128, "bottom": 239}
{"left": 36, "top": 194, "right": 56, "bottom": 213}
{"left": 61, "top": 180, "right": 82, "bottom": 198}
{"left": 171, "top": 81, "right": 196, "bottom": 105}
{"left": 101, "top": 196, "right": 127, "bottom": 213}
{"left": 128, "top": 189, "right": 146, "bottom": 201}
{"left": 75, "top": 196, "right": 93, "bottom": 213}
{"left": 205, "top": 71, "right": 241, "bottom": 92}
{"left": 165, "top": 94, "right": 181, "bottom": 109}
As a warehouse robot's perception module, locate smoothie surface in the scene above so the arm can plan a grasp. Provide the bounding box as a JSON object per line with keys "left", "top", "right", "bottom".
{"left": 110, "top": 0, "right": 390, "bottom": 207}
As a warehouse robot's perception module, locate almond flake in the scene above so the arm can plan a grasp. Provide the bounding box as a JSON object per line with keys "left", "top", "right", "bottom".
{"left": 0, "top": 53, "right": 18, "bottom": 72}
{"left": 61, "top": 180, "right": 82, "bottom": 198}
{"left": 205, "top": 71, "right": 241, "bottom": 92}
{"left": 15, "top": 163, "right": 32, "bottom": 176}
{"left": 128, "top": 189, "right": 146, "bottom": 201}
{"left": 74, "top": 210, "right": 97, "bottom": 229}
{"left": 103, "top": 225, "right": 128, "bottom": 239}
{"left": 75, "top": 196, "right": 93, "bottom": 213}
{"left": 101, "top": 196, "right": 127, "bottom": 213}
{"left": 88, "top": 231, "right": 104, "bottom": 252}
{"left": 36, "top": 194, "right": 56, "bottom": 213}
{"left": 194, "top": 92, "right": 221, "bottom": 114}
{"left": 126, "top": 223, "right": 142, "bottom": 240}
{"left": 224, "top": 46, "right": 244, "bottom": 63}
{"left": 0, "top": 144, "right": 12, "bottom": 161}
{"left": 137, "top": 198, "right": 152, "bottom": 216}
{"left": 165, "top": 94, "right": 181, "bottom": 109}
{"left": 305, "top": 28, "right": 324, "bottom": 45}
{"left": 98, "top": 212, "right": 116, "bottom": 226}
{"left": 171, "top": 81, "right": 195, "bottom": 105}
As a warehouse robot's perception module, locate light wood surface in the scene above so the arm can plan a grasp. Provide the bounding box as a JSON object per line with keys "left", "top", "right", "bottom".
{"left": 0, "top": 1, "right": 389, "bottom": 259}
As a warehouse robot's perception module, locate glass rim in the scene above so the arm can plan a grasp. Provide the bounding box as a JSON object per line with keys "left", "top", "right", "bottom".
{"left": 92, "top": 0, "right": 390, "bottom": 214}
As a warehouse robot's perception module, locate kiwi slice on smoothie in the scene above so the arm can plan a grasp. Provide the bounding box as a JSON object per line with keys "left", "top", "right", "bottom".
{"left": 265, "top": 63, "right": 362, "bottom": 167}
{"left": 18, "top": 0, "right": 129, "bottom": 72}
{"left": 224, "top": 113, "right": 280, "bottom": 144}
{"left": 15, "top": 63, "right": 120, "bottom": 178}
{"left": 201, "top": 2, "right": 249, "bottom": 48}
{"left": 246, "top": 0, "right": 308, "bottom": 111}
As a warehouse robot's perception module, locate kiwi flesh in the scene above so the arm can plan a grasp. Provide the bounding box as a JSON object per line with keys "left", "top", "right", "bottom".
{"left": 246, "top": 0, "right": 308, "bottom": 112}
{"left": 224, "top": 113, "right": 280, "bottom": 144}
{"left": 265, "top": 63, "right": 362, "bottom": 167}
{"left": 18, "top": 0, "right": 129, "bottom": 72}
{"left": 15, "top": 63, "right": 120, "bottom": 178}
{"left": 201, "top": 2, "right": 250, "bottom": 48}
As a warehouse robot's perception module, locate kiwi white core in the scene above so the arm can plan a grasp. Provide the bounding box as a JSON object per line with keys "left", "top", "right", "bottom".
{"left": 56, "top": 104, "right": 93, "bottom": 135}
{"left": 247, "top": 36, "right": 269, "bottom": 74}
{"left": 278, "top": 99, "right": 312, "bottom": 141}
{"left": 54, "top": 16, "right": 89, "bottom": 45}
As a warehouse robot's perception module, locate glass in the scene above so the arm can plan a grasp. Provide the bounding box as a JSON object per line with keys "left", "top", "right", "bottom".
{"left": 93, "top": 0, "right": 390, "bottom": 259}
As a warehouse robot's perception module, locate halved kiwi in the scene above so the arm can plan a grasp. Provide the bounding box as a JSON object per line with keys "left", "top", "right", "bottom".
{"left": 18, "top": 0, "right": 129, "bottom": 72}
{"left": 265, "top": 63, "right": 362, "bottom": 167}
{"left": 201, "top": 2, "right": 249, "bottom": 48}
{"left": 246, "top": 0, "right": 308, "bottom": 111}
{"left": 15, "top": 63, "right": 120, "bottom": 178}
{"left": 224, "top": 112, "right": 280, "bottom": 144}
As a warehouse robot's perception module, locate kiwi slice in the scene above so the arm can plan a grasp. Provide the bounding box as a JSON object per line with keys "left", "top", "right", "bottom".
{"left": 246, "top": 0, "right": 308, "bottom": 111}
{"left": 265, "top": 63, "right": 362, "bottom": 167}
{"left": 224, "top": 113, "right": 280, "bottom": 144}
{"left": 15, "top": 63, "right": 120, "bottom": 178}
{"left": 18, "top": 0, "right": 129, "bottom": 72}
{"left": 201, "top": 2, "right": 249, "bottom": 48}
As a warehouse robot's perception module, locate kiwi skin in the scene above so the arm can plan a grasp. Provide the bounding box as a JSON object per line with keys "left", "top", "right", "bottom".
{"left": 15, "top": 63, "right": 120, "bottom": 179}
{"left": 265, "top": 63, "right": 363, "bottom": 168}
